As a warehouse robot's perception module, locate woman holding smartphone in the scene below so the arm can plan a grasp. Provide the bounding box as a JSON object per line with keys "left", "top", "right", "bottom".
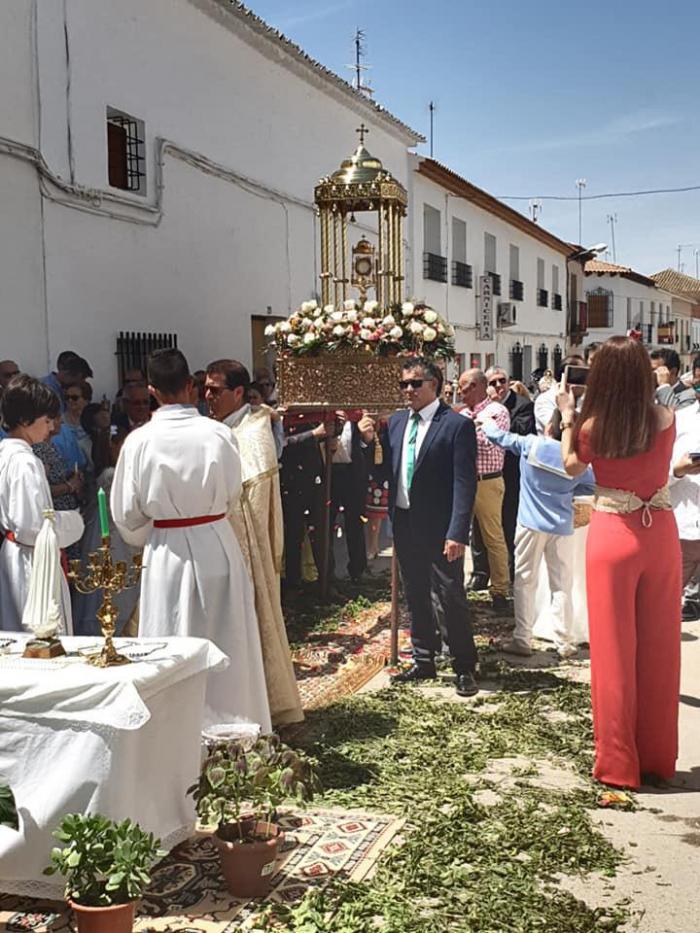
{"left": 557, "top": 336, "right": 680, "bottom": 789}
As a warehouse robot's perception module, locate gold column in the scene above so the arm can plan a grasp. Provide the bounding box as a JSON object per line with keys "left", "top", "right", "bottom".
{"left": 377, "top": 202, "right": 384, "bottom": 308}
{"left": 385, "top": 203, "right": 394, "bottom": 305}
{"left": 341, "top": 210, "right": 348, "bottom": 302}
{"left": 396, "top": 210, "right": 404, "bottom": 302}
{"left": 332, "top": 209, "right": 340, "bottom": 307}
{"left": 320, "top": 207, "right": 331, "bottom": 307}
{"left": 393, "top": 208, "right": 402, "bottom": 303}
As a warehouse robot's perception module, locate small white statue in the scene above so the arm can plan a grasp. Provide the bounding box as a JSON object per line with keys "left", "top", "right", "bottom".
{"left": 22, "top": 510, "right": 67, "bottom": 655}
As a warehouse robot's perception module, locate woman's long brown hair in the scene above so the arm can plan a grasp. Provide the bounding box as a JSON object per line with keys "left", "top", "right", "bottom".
{"left": 572, "top": 336, "right": 657, "bottom": 459}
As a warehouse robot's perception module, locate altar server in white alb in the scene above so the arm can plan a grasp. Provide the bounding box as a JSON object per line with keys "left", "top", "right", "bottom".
{"left": 110, "top": 349, "right": 271, "bottom": 731}
{"left": 0, "top": 376, "right": 84, "bottom": 631}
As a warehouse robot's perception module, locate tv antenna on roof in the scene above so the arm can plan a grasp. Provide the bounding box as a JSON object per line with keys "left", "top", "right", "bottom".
{"left": 347, "top": 28, "right": 373, "bottom": 98}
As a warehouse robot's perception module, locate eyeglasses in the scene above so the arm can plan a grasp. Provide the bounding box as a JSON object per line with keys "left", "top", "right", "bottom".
{"left": 488, "top": 377, "right": 508, "bottom": 387}
{"left": 399, "top": 378, "right": 428, "bottom": 390}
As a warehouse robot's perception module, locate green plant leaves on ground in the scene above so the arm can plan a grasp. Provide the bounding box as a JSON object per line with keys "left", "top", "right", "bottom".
{"left": 266, "top": 671, "right": 629, "bottom": 932}
{"left": 0, "top": 782, "right": 18, "bottom": 831}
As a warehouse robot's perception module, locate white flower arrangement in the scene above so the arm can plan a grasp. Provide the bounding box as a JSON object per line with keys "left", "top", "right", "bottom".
{"left": 265, "top": 298, "right": 455, "bottom": 359}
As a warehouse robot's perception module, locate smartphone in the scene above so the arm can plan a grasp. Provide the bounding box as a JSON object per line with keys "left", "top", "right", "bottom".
{"left": 564, "top": 365, "right": 589, "bottom": 388}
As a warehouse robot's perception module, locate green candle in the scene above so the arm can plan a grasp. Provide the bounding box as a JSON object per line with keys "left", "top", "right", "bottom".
{"left": 97, "top": 487, "right": 110, "bottom": 539}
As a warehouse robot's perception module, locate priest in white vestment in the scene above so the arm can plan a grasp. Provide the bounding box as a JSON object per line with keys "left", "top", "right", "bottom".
{"left": 0, "top": 376, "right": 84, "bottom": 631}
{"left": 110, "top": 349, "right": 271, "bottom": 731}
{"left": 206, "top": 360, "right": 303, "bottom": 725}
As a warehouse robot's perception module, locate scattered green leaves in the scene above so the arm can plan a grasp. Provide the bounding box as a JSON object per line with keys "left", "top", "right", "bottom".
{"left": 0, "top": 781, "right": 18, "bottom": 831}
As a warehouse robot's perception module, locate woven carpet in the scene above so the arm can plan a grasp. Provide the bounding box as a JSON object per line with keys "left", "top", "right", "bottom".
{"left": 292, "top": 602, "right": 411, "bottom": 710}
{"left": 0, "top": 809, "right": 403, "bottom": 933}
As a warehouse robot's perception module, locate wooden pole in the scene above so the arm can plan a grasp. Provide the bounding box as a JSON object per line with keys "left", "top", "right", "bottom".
{"left": 390, "top": 548, "right": 399, "bottom": 665}
{"left": 318, "top": 433, "right": 334, "bottom": 601}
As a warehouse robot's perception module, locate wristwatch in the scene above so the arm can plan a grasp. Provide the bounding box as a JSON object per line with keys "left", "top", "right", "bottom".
{"left": 560, "top": 421, "right": 574, "bottom": 430}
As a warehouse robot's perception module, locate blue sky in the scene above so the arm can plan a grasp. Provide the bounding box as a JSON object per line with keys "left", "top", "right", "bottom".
{"left": 251, "top": 0, "right": 700, "bottom": 277}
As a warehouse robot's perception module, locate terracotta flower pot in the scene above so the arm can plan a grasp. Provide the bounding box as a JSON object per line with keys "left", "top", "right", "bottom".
{"left": 69, "top": 899, "right": 135, "bottom": 933}
{"left": 213, "top": 821, "right": 283, "bottom": 898}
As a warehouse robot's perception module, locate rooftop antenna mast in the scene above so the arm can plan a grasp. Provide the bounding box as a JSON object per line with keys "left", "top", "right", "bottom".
{"left": 429, "top": 101, "right": 436, "bottom": 158}
{"left": 347, "top": 29, "right": 373, "bottom": 98}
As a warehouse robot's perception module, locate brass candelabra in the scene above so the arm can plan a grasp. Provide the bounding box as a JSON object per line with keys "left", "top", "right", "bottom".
{"left": 68, "top": 537, "right": 143, "bottom": 667}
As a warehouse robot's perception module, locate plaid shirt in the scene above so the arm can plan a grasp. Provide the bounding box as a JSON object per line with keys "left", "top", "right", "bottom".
{"left": 460, "top": 398, "right": 510, "bottom": 475}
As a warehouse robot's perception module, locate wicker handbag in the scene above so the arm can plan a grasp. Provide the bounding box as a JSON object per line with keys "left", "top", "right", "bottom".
{"left": 573, "top": 500, "right": 592, "bottom": 529}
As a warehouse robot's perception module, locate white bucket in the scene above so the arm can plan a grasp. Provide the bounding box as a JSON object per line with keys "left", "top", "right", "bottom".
{"left": 201, "top": 722, "right": 261, "bottom": 750}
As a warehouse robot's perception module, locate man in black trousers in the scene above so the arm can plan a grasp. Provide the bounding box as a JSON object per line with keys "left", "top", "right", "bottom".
{"left": 469, "top": 366, "right": 535, "bottom": 587}
{"left": 363, "top": 357, "right": 479, "bottom": 696}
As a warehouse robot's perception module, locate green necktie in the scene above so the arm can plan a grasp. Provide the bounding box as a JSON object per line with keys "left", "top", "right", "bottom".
{"left": 406, "top": 412, "right": 421, "bottom": 490}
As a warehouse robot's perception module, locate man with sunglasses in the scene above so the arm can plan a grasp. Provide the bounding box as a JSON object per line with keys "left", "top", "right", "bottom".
{"left": 469, "top": 367, "right": 535, "bottom": 588}
{"left": 363, "top": 357, "right": 479, "bottom": 697}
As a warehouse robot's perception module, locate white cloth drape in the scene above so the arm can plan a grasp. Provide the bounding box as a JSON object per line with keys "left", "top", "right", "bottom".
{"left": 21, "top": 511, "right": 66, "bottom": 638}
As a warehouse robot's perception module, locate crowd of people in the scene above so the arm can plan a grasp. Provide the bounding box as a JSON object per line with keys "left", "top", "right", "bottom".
{"left": 0, "top": 336, "right": 696, "bottom": 790}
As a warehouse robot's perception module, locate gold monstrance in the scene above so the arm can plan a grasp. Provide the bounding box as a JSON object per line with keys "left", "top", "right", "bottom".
{"left": 315, "top": 123, "right": 407, "bottom": 307}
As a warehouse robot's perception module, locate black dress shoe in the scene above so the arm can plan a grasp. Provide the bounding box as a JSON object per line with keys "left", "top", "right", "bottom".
{"left": 490, "top": 594, "right": 511, "bottom": 613}
{"left": 455, "top": 671, "right": 479, "bottom": 697}
{"left": 467, "top": 574, "right": 489, "bottom": 592}
{"left": 391, "top": 664, "right": 437, "bottom": 684}
{"left": 682, "top": 600, "right": 700, "bottom": 622}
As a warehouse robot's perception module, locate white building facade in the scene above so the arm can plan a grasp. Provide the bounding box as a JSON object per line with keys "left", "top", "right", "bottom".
{"left": 408, "top": 157, "right": 579, "bottom": 383}
{"left": 583, "top": 261, "right": 696, "bottom": 368}
{"left": 0, "top": 0, "right": 420, "bottom": 397}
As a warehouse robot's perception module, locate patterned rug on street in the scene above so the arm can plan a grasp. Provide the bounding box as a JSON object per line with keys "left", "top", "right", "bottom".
{"left": 292, "top": 603, "right": 411, "bottom": 710}
{"left": 0, "top": 809, "right": 404, "bottom": 933}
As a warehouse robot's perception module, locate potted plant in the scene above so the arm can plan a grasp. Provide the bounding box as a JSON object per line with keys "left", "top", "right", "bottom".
{"left": 44, "top": 813, "right": 165, "bottom": 933}
{"left": 188, "top": 734, "right": 321, "bottom": 898}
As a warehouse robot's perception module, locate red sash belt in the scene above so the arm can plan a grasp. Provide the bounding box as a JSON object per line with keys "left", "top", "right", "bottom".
{"left": 153, "top": 513, "right": 226, "bottom": 529}
{"left": 4, "top": 531, "right": 16, "bottom": 543}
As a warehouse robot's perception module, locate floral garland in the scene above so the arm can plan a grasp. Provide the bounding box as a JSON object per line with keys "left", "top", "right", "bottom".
{"left": 265, "top": 299, "right": 455, "bottom": 360}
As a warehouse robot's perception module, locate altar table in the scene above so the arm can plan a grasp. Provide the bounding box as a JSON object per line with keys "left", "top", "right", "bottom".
{"left": 0, "top": 636, "right": 227, "bottom": 897}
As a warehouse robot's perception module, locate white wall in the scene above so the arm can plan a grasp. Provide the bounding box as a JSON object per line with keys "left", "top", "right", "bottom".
{"left": 0, "top": 0, "right": 414, "bottom": 397}
{"left": 411, "top": 167, "right": 568, "bottom": 380}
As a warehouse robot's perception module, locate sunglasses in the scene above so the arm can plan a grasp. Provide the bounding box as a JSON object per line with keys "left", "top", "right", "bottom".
{"left": 488, "top": 377, "right": 508, "bottom": 387}
{"left": 204, "top": 384, "right": 230, "bottom": 396}
{"left": 65, "top": 393, "right": 82, "bottom": 401}
{"left": 399, "top": 378, "right": 428, "bottom": 390}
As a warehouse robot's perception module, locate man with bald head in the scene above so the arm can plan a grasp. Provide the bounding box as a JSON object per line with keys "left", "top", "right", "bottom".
{"left": 458, "top": 368, "right": 511, "bottom": 611}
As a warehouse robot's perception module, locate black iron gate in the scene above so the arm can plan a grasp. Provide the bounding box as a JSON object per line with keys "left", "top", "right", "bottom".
{"left": 115, "top": 332, "right": 178, "bottom": 386}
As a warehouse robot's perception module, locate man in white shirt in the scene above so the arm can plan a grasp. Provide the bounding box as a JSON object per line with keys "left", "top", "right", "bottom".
{"left": 669, "top": 361, "right": 700, "bottom": 609}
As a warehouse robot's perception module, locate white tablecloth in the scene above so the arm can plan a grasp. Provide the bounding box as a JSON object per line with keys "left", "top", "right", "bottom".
{"left": 0, "top": 636, "right": 228, "bottom": 897}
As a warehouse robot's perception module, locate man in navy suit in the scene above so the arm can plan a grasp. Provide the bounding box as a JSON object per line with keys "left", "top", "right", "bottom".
{"left": 363, "top": 357, "right": 479, "bottom": 696}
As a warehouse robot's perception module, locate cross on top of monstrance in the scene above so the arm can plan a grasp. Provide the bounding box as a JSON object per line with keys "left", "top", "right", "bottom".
{"left": 356, "top": 123, "right": 369, "bottom": 145}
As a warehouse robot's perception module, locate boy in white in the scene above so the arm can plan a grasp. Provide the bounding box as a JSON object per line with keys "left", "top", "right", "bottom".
{"left": 111, "top": 349, "right": 271, "bottom": 731}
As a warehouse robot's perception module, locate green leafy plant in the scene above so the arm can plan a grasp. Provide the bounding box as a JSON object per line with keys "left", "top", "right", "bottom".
{"left": 44, "top": 813, "right": 165, "bottom": 906}
{"left": 0, "top": 781, "right": 18, "bottom": 830}
{"left": 188, "top": 734, "right": 321, "bottom": 842}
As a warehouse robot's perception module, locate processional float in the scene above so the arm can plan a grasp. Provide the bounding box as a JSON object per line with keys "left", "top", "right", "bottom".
{"left": 269, "top": 127, "right": 456, "bottom": 664}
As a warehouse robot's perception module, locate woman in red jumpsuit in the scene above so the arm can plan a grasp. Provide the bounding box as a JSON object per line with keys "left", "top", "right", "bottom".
{"left": 557, "top": 336, "right": 680, "bottom": 789}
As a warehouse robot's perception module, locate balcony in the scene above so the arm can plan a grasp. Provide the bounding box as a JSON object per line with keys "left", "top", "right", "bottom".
{"left": 451, "top": 260, "right": 473, "bottom": 288}
{"left": 487, "top": 271, "right": 501, "bottom": 296}
{"left": 552, "top": 293, "right": 563, "bottom": 311}
{"left": 510, "top": 279, "right": 524, "bottom": 301}
{"left": 423, "top": 251, "right": 447, "bottom": 283}
{"left": 657, "top": 322, "right": 675, "bottom": 345}
{"left": 537, "top": 288, "right": 549, "bottom": 308}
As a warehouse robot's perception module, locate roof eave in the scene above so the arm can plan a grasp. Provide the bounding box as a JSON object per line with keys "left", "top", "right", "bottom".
{"left": 192, "top": 0, "right": 424, "bottom": 146}
{"left": 416, "top": 158, "right": 572, "bottom": 256}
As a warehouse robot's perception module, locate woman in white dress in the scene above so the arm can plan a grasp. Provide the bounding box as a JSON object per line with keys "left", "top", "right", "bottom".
{"left": 0, "top": 376, "right": 84, "bottom": 631}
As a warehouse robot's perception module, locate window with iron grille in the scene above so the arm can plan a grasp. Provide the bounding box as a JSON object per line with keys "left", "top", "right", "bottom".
{"left": 552, "top": 293, "right": 562, "bottom": 311}
{"left": 510, "top": 343, "right": 523, "bottom": 381}
{"left": 537, "top": 288, "right": 549, "bottom": 308}
{"left": 586, "top": 288, "right": 614, "bottom": 328}
{"left": 423, "top": 252, "right": 447, "bottom": 282}
{"left": 489, "top": 272, "right": 502, "bottom": 296}
{"left": 107, "top": 108, "right": 146, "bottom": 194}
{"left": 451, "top": 260, "right": 472, "bottom": 288}
{"left": 510, "top": 279, "right": 524, "bottom": 301}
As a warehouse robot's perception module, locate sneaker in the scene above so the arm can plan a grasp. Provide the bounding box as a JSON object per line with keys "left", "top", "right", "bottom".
{"left": 557, "top": 644, "right": 578, "bottom": 659}
{"left": 490, "top": 594, "right": 512, "bottom": 613}
{"left": 502, "top": 637, "right": 533, "bottom": 657}
{"left": 682, "top": 600, "right": 700, "bottom": 622}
